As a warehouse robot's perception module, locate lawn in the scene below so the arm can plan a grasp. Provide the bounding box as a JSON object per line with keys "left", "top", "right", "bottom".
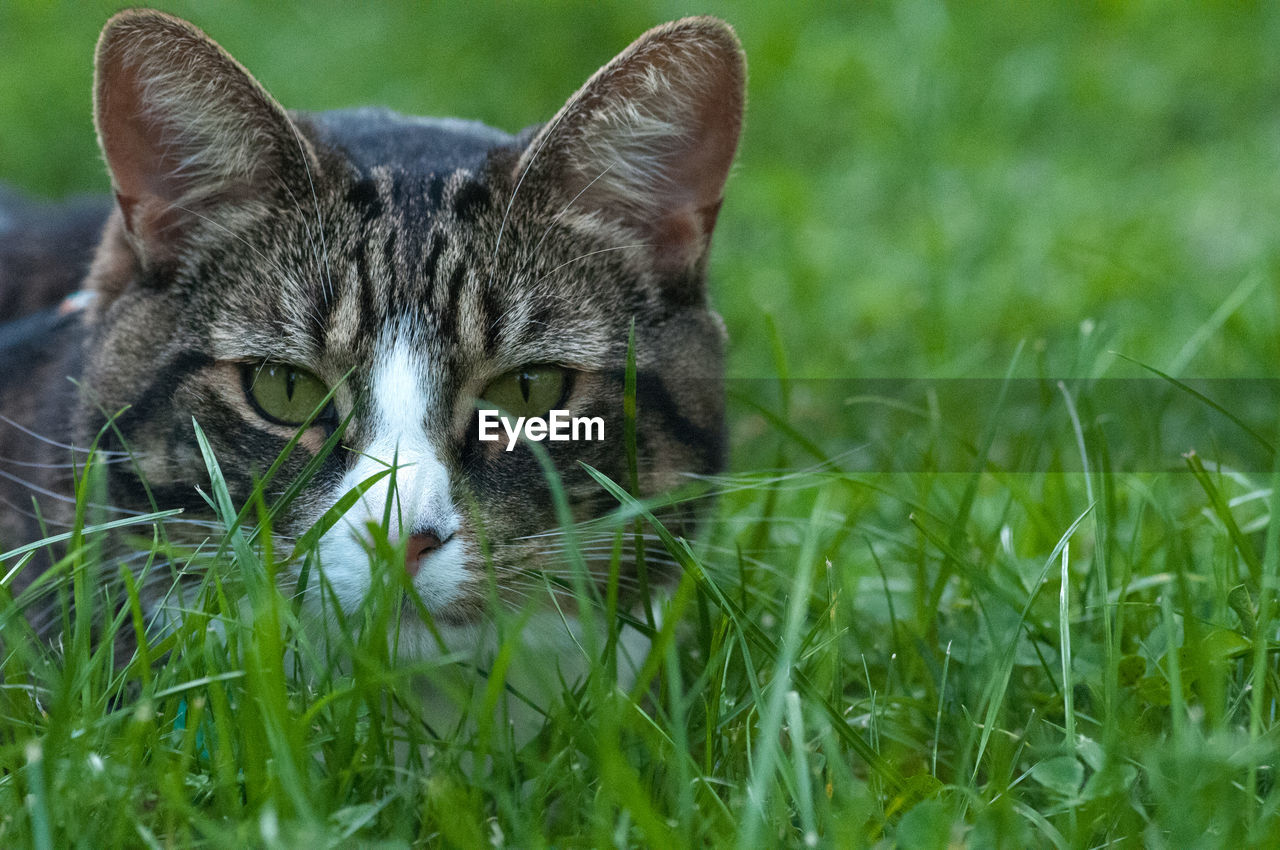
{"left": 3, "top": 1, "right": 1280, "bottom": 846}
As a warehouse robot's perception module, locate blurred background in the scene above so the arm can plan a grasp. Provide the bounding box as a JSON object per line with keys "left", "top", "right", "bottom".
{"left": 6, "top": 8, "right": 1280, "bottom": 840}
{"left": 4, "top": 1, "right": 1280, "bottom": 382}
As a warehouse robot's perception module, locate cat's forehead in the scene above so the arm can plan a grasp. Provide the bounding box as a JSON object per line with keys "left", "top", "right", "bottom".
{"left": 314, "top": 190, "right": 628, "bottom": 374}
{"left": 300, "top": 108, "right": 520, "bottom": 175}
{"left": 195, "top": 107, "right": 652, "bottom": 376}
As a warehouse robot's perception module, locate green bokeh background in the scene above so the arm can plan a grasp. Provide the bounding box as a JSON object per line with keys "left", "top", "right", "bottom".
{"left": 6, "top": 6, "right": 1280, "bottom": 843}
{"left": 3, "top": 1, "right": 1280, "bottom": 379}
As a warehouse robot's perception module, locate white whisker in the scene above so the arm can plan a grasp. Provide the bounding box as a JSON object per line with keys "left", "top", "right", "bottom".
{"left": 531, "top": 244, "right": 654, "bottom": 288}
{"left": 486, "top": 105, "right": 575, "bottom": 288}
{"left": 0, "top": 467, "right": 151, "bottom": 517}
{"left": 0, "top": 415, "right": 128, "bottom": 456}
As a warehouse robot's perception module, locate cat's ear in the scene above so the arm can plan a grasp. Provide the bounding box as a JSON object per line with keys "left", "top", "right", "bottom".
{"left": 515, "top": 17, "right": 745, "bottom": 277}
{"left": 93, "top": 10, "right": 315, "bottom": 266}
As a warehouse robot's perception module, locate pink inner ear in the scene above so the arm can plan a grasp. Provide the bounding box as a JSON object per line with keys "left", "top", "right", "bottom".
{"left": 658, "top": 64, "right": 743, "bottom": 224}
{"left": 647, "top": 75, "right": 740, "bottom": 271}
{"left": 112, "top": 191, "right": 138, "bottom": 233}
{"left": 555, "top": 25, "right": 745, "bottom": 273}
{"left": 98, "top": 55, "right": 193, "bottom": 243}
{"left": 651, "top": 199, "right": 725, "bottom": 274}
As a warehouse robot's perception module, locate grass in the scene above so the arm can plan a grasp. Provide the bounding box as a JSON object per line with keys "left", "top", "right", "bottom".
{"left": 4, "top": 0, "right": 1280, "bottom": 846}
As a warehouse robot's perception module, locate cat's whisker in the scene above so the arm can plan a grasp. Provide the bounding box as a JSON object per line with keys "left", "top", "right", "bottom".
{"left": 166, "top": 202, "right": 303, "bottom": 285}
{"left": 486, "top": 103, "right": 576, "bottom": 289}
{"left": 507, "top": 503, "right": 708, "bottom": 540}
{"left": 680, "top": 448, "right": 869, "bottom": 496}
{"left": 509, "top": 529, "right": 689, "bottom": 551}
{"left": 511, "top": 575, "right": 650, "bottom": 596}
{"left": 530, "top": 244, "right": 655, "bottom": 289}
{"left": 0, "top": 495, "right": 89, "bottom": 532}
{"left": 514, "top": 556, "right": 670, "bottom": 582}
{"left": 157, "top": 194, "right": 329, "bottom": 334}
{"left": 13, "top": 556, "right": 182, "bottom": 635}
{"left": 508, "top": 554, "right": 660, "bottom": 575}
{"left": 0, "top": 414, "right": 130, "bottom": 456}
{"left": 540, "top": 541, "right": 661, "bottom": 556}
{"left": 263, "top": 157, "right": 335, "bottom": 309}
{"left": 497, "top": 577, "right": 649, "bottom": 615}
{"left": 512, "top": 161, "right": 620, "bottom": 285}
{"left": 157, "top": 517, "right": 226, "bottom": 533}
{"left": 0, "top": 466, "right": 160, "bottom": 519}
{"left": 509, "top": 519, "right": 645, "bottom": 542}
{"left": 480, "top": 285, "right": 587, "bottom": 347}
{"left": 0, "top": 454, "right": 131, "bottom": 469}
{"left": 529, "top": 538, "right": 777, "bottom": 579}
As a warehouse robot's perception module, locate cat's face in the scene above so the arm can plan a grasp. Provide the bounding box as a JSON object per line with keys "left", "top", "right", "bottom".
{"left": 79, "top": 11, "right": 743, "bottom": 648}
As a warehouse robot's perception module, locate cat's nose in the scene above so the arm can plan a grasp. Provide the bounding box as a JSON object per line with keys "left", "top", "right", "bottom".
{"left": 404, "top": 531, "right": 444, "bottom": 577}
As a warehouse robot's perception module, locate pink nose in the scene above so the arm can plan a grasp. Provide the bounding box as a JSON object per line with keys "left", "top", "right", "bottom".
{"left": 405, "top": 532, "right": 443, "bottom": 578}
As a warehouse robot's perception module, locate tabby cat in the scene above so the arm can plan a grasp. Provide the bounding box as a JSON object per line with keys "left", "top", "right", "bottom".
{"left": 0, "top": 10, "right": 743, "bottom": 662}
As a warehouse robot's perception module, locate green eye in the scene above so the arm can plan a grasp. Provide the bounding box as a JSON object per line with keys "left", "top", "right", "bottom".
{"left": 480, "top": 366, "right": 568, "bottom": 418}
{"left": 243, "top": 363, "right": 333, "bottom": 426}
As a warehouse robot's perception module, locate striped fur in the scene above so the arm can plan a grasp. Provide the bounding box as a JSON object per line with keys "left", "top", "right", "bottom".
{"left": 0, "top": 10, "right": 744, "bottom": 656}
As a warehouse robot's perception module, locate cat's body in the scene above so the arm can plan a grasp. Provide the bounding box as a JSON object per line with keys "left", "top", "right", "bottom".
{"left": 0, "top": 187, "right": 111, "bottom": 319}
{"left": 0, "top": 11, "right": 743, "bottom": 671}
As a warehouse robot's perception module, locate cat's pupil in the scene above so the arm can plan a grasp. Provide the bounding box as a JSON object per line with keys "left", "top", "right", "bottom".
{"left": 519, "top": 372, "right": 532, "bottom": 404}
{"left": 285, "top": 368, "right": 297, "bottom": 401}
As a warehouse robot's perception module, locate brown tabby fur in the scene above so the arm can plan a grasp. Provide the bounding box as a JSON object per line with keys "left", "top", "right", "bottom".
{"left": 0, "top": 10, "right": 744, "bottom": 652}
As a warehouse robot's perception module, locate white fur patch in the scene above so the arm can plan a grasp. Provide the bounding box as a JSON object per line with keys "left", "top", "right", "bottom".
{"left": 315, "top": 334, "right": 464, "bottom": 619}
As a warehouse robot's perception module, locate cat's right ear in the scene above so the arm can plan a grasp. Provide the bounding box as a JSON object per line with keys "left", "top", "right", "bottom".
{"left": 93, "top": 10, "right": 316, "bottom": 268}
{"left": 514, "top": 17, "right": 746, "bottom": 281}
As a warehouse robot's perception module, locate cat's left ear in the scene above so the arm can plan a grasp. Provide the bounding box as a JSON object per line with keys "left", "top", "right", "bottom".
{"left": 515, "top": 17, "right": 745, "bottom": 278}
{"left": 93, "top": 10, "right": 317, "bottom": 267}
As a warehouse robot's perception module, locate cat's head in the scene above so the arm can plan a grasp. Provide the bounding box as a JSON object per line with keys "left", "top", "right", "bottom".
{"left": 80, "top": 10, "right": 744, "bottom": 648}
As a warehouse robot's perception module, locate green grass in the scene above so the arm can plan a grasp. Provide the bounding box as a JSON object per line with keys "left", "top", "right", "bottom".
{"left": 5, "top": 1, "right": 1280, "bottom": 846}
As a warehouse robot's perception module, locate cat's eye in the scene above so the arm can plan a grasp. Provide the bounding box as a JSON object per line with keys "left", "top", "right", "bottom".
{"left": 243, "top": 363, "right": 333, "bottom": 427}
{"left": 479, "top": 366, "right": 568, "bottom": 418}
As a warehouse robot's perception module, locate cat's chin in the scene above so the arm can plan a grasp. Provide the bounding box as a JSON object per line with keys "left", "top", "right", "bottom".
{"left": 299, "top": 600, "right": 651, "bottom": 728}
{"left": 391, "top": 606, "right": 651, "bottom": 693}
{"left": 384, "top": 611, "right": 653, "bottom": 761}
{"left": 385, "top": 615, "right": 486, "bottom": 663}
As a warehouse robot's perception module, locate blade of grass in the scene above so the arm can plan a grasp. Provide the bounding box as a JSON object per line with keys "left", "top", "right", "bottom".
{"left": 971, "top": 504, "right": 1093, "bottom": 782}
{"left": 581, "top": 463, "right": 905, "bottom": 793}
{"left": 1185, "top": 451, "right": 1262, "bottom": 585}
{"left": 1114, "top": 353, "right": 1274, "bottom": 458}
{"left": 1058, "top": 545, "right": 1074, "bottom": 743}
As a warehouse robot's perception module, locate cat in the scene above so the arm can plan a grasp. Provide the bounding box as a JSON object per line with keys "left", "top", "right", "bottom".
{"left": 0, "top": 9, "right": 744, "bottom": 674}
